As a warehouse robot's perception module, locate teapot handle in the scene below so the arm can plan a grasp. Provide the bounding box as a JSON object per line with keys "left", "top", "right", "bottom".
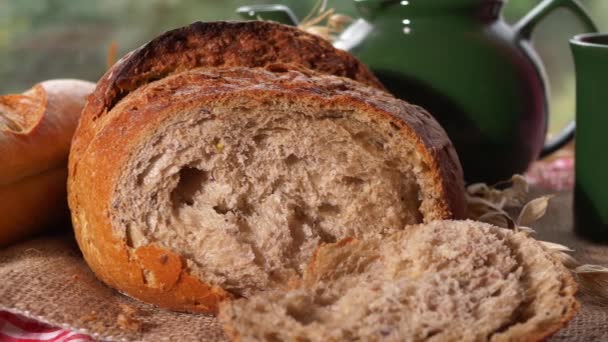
{"left": 513, "top": 0, "right": 598, "bottom": 157}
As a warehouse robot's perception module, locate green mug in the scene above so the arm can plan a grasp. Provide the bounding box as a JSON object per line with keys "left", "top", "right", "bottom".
{"left": 571, "top": 33, "right": 608, "bottom": 242}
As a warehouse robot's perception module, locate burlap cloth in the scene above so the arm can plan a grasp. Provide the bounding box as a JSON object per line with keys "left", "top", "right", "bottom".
{"left": 1, "top": 190, "right": 607, "bottom": 341}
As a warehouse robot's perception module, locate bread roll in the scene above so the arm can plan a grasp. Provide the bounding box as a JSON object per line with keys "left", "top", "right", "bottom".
{"left": 220, "top": 220, "right": 579, "bottom": 341}
{"left": 0, "top": 79, "right": 95, "bottom": 246}
{"left": 68, "top": 21, "right": 466, "bottom": 314}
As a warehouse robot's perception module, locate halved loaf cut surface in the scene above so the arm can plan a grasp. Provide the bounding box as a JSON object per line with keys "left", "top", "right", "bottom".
{"left": 71, "top": 21, "right": 385, "bottom": 165}
{"left": 219, "top": 220, "right": 579, "bottom": 342}
{"left": 69, "top": 65, "right": 465, "bottom": 313}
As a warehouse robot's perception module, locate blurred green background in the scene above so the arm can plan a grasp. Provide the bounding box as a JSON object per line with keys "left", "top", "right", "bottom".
{"left": 0, "top": 0, "right": 606, "bottom": 136}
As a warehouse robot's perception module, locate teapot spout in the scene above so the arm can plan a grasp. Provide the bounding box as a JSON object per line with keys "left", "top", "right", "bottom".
{"left": 236, "top": 4, "right": 371, "bottom": 52}
{"left": 333, "top": 19, "right": 374, "bottom": 51}
{"left": 236, "top": 5, "right": 299, "bottom": 26}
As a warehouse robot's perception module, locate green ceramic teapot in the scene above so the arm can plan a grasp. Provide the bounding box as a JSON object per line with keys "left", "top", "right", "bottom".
{"left": 238, "top": 0, "right": 597, "bottom": 183}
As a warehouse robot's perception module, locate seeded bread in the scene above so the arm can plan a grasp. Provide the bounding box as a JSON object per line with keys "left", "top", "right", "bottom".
{"left": 219, "top": 220, "right": 579, "bottom": 342}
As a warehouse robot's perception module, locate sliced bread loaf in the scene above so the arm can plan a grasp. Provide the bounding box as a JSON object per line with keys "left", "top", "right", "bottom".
{"left": 219, "top": 220, "right": 579, "bottom": 341}
{"left": 69, "top": 66, "right": 465, "bottom": 313}
{"left": 68, "top": 22, "right": 465, "bottom": 313}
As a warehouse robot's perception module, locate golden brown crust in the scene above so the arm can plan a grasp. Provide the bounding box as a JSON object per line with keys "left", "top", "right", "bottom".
{"left": 1, "top": 80, "right": 95, "bottom": 184}
{"left": 0, "top": 79, "right": 95, "bottom": 246}
{"left": 0, "top": 85, "right": 46, "bottom": 137}
{"left": 69, "top": 66, "right": 465, "bottom": 313}
{"left": 72, "top": 195, "right": 231, "bottom": 313}
{"left": 0, "top": 168, "right": 68, "bottom": 247}
{"left": 104, "top": 21, "right": 384, "bottom": 103}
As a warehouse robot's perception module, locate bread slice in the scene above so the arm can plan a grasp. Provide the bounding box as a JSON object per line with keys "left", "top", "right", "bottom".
{"left": 219, "top": 220, "right": 579, "bottom": 342}
{"left": 68, "top": 21, "right": 465, "bottom": 313}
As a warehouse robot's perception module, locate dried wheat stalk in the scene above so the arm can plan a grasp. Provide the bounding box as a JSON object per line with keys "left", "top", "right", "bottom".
{"left": 467, "top": 175, "right": 608, "bottom": 302}
{"left": 295, "top": 0, "right": 352, "bottom": 42}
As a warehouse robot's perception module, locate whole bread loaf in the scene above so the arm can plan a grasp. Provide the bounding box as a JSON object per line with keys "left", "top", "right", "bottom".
{"left": 68, "top": 21, "right": 466, "bottom": 313}
{"left": 220, "top": 220, "right": 579, "bottom": 342}
{"left": 0, "top": 79, "right": 95, "bottom": 246}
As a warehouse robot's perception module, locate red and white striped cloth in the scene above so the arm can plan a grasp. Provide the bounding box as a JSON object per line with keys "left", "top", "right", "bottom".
{"left": 525, "top": 153, "right": 574, "bottom": 191}
{"left": 0, "top": 311, "right": 93, "bottom": 342}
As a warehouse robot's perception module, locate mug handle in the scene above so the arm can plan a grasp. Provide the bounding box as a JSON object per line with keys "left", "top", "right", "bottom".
{"left": 513, "top": 0, "right": 598, "bottom": 157}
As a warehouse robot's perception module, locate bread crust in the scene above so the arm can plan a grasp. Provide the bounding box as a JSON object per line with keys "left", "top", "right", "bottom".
{"left": 69, "top": 65, "right": 465, "bottom": 313}
{"left": 1, "top": 80, "right": 95, "bottom": 185}
{"left": 522, "top": 276, "right": 579, "bottom": 342}
{"left": 0, "top": 168, "right": 68, "bottom": 247}
{"left": 0, "top": 79, "right": 95, "bottom": 246}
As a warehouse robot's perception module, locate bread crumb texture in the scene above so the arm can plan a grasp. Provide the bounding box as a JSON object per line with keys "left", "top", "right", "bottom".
{"left": 219, "top": 220, "right": 579, "bottom": 342}
{"left": 78, "top": 66, "right": 461, "bottom": 301}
